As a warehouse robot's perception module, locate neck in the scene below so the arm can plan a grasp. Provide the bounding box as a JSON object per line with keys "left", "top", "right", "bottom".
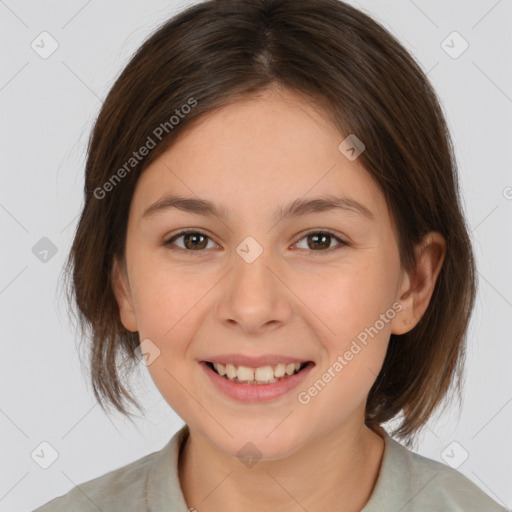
{"left": 178, "top": 420, "right": 385, "bottom": 512}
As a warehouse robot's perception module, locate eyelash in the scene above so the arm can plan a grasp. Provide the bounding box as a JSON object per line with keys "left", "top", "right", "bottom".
{"left": 163, "top": 229, "right": 348, "bottom": 256}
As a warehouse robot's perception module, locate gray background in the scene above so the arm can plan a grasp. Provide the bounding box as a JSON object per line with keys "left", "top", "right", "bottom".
{"left": 1, "top": 0, "right": 511, "bottom": 510}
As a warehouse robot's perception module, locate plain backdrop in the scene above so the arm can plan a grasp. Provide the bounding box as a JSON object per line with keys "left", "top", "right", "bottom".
{"left": 1, "top": 0, "right": 511, "bottom": 510}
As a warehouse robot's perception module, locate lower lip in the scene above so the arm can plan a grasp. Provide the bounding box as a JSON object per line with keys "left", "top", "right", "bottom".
{"left": 200, "top": 361, "right": 315, "bottom": 403}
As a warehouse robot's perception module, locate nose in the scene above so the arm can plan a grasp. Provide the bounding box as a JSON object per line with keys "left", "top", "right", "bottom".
{"left": 214, "top": 244, "right": 293, "bottom": 335}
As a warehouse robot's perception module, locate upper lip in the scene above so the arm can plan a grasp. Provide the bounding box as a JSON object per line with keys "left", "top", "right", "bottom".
{"left": 202, "top": 354, "right": 313, "bottom": 367}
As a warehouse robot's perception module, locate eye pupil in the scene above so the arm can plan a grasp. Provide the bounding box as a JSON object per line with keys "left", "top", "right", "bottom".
{"left": 308, "top": 233, "right": 331, "bottom": 250}
{"left": 184, "top": 233, "right": 207, "bottom": 250}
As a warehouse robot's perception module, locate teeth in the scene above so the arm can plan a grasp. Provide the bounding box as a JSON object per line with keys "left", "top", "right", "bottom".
{"left": 274, "top": 363, "right": 286, "bottom": 378}
{"left": 212, "top": 361, "right": 306, "bottom": 384}
{"left": 255, "top": 365, "right": 274, "bottom": 382}
{"left": 237, "top": 365, "right": 254, "bottom": 381}
{"left": 225, "top": 363, "right": 237, "bottom": 379}
{"left": 285, "top": 363, "right": 296, "bottom": 376}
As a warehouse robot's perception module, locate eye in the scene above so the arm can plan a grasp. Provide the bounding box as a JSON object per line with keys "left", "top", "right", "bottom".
{"left": 164, "top": 230, "right": 218, "bottom": 253}
{"left": 293, "top": 230, "right": 347, "bottom": 253}
{"left": 164, "top": 229, "right": 347, "bottom": 255}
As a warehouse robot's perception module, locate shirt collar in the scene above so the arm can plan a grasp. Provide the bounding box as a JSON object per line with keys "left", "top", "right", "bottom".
{"left": 145, "top": 425, "right": 408, "bottom": 511}
{"left": 361, "top": 430, "right": 412, "bottom": 511}
{"left": 145, "top": 424, "right": 190, "bottom": 511}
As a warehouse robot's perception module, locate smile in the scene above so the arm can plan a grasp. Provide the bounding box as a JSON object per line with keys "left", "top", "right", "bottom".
{"left": 206, "top": 361, "right": 308, "bottom": 384}
{"left": 200, "top": 359, "right": 315, "bottom": 402}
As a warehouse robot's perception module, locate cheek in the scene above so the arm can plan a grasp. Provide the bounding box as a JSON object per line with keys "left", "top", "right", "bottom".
{"left": 131, "top": 267, "right": 200, "bottom": 415}
{"left": 296, "top": 274, "right": 392, "bottom": 422}
{"left": 129, "top": 258, "right": 208, "bottom": 365}
{"left": 293, "top": 259, "right": 396, "bottom": 403}
{"left": 299, "top": 259, "right": 396, "bottom": 346}
{"left": 130, "top": 255, "right": 204, "bottom": 340}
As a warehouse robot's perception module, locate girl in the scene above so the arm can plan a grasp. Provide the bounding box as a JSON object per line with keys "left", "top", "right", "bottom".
{"left": 34, "top": 0, "right": 508, "bottom": 510}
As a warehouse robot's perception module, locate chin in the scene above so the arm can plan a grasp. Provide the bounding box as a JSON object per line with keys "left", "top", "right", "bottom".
{"left": 202, "top": 420, "right": 308, "bottom": 462}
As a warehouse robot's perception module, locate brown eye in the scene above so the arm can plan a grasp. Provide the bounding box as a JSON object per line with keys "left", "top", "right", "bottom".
{"left": 164, "top": 229, "right": 347, "bottom": 255}
{"left": 165, "top": 231, "right": 216, "bottom": 252}
{"left": 294, "top": 231, "right": 347, "bottom": 252}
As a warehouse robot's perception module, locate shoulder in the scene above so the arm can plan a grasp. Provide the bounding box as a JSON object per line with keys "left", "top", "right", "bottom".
{"left": 378, "top": 435, "right": 509, "bottom": 512}
{"left": 32, "top": 442, "right": 168, "bottom": 512}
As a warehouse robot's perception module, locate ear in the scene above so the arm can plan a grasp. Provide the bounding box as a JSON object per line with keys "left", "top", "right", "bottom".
{"left": 111, "top": 256, "right": 139, "bottom": 333}
{"left": 391, "top": 231, "right": 446, "bottom": 335}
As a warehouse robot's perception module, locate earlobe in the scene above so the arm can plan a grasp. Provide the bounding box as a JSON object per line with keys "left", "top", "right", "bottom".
{"left": 391, "top": 231, "right": 446, "bottom": 335}
{"left": 111, "top": 256, "right": 139, "bottom": 333}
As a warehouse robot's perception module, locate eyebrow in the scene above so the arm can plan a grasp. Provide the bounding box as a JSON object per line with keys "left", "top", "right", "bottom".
{"left": 142, "top": 193, "right": 374, "bottom": 222}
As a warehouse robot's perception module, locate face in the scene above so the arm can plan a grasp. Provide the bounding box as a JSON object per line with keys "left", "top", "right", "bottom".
{"left": 113, "top": 85, "right": 418, "bottom": 460}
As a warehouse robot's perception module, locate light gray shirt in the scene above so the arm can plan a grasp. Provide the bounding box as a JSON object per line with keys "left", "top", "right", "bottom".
{"left": 33, "top": 424, "right": 509, "bottom": 511}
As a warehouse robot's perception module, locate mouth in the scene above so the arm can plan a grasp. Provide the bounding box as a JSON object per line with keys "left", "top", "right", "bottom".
{"left": 204, "top": 360, "right": 312, "bottom": 385}
{"left": 200, "top": 358, "right": 315, "bottom": 402}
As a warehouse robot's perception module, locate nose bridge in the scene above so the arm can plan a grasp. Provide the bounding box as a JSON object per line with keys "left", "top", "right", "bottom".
{"left": 232, "top": 234, "right": 278, "bottom": 302}
{"left": 216, "top": 235, "right": 291, "bottom": 332}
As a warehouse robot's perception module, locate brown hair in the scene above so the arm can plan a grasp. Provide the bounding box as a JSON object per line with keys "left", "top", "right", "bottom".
{"left": 60, "top": 0, "right": 476, "bottom": 446}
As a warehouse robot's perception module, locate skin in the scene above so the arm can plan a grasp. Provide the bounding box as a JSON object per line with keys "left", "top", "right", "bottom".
{"left": 112, "top": 84, "right": 446, "bottom": 512}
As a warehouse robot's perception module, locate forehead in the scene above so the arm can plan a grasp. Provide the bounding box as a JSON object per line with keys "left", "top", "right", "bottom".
{"left": 131, "top": 87, "right": 387, "bottom": 225}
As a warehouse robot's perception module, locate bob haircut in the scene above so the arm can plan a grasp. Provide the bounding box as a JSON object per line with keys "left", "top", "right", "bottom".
{"left": 61, "top": 0, "right": 476, "bottom": 446}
